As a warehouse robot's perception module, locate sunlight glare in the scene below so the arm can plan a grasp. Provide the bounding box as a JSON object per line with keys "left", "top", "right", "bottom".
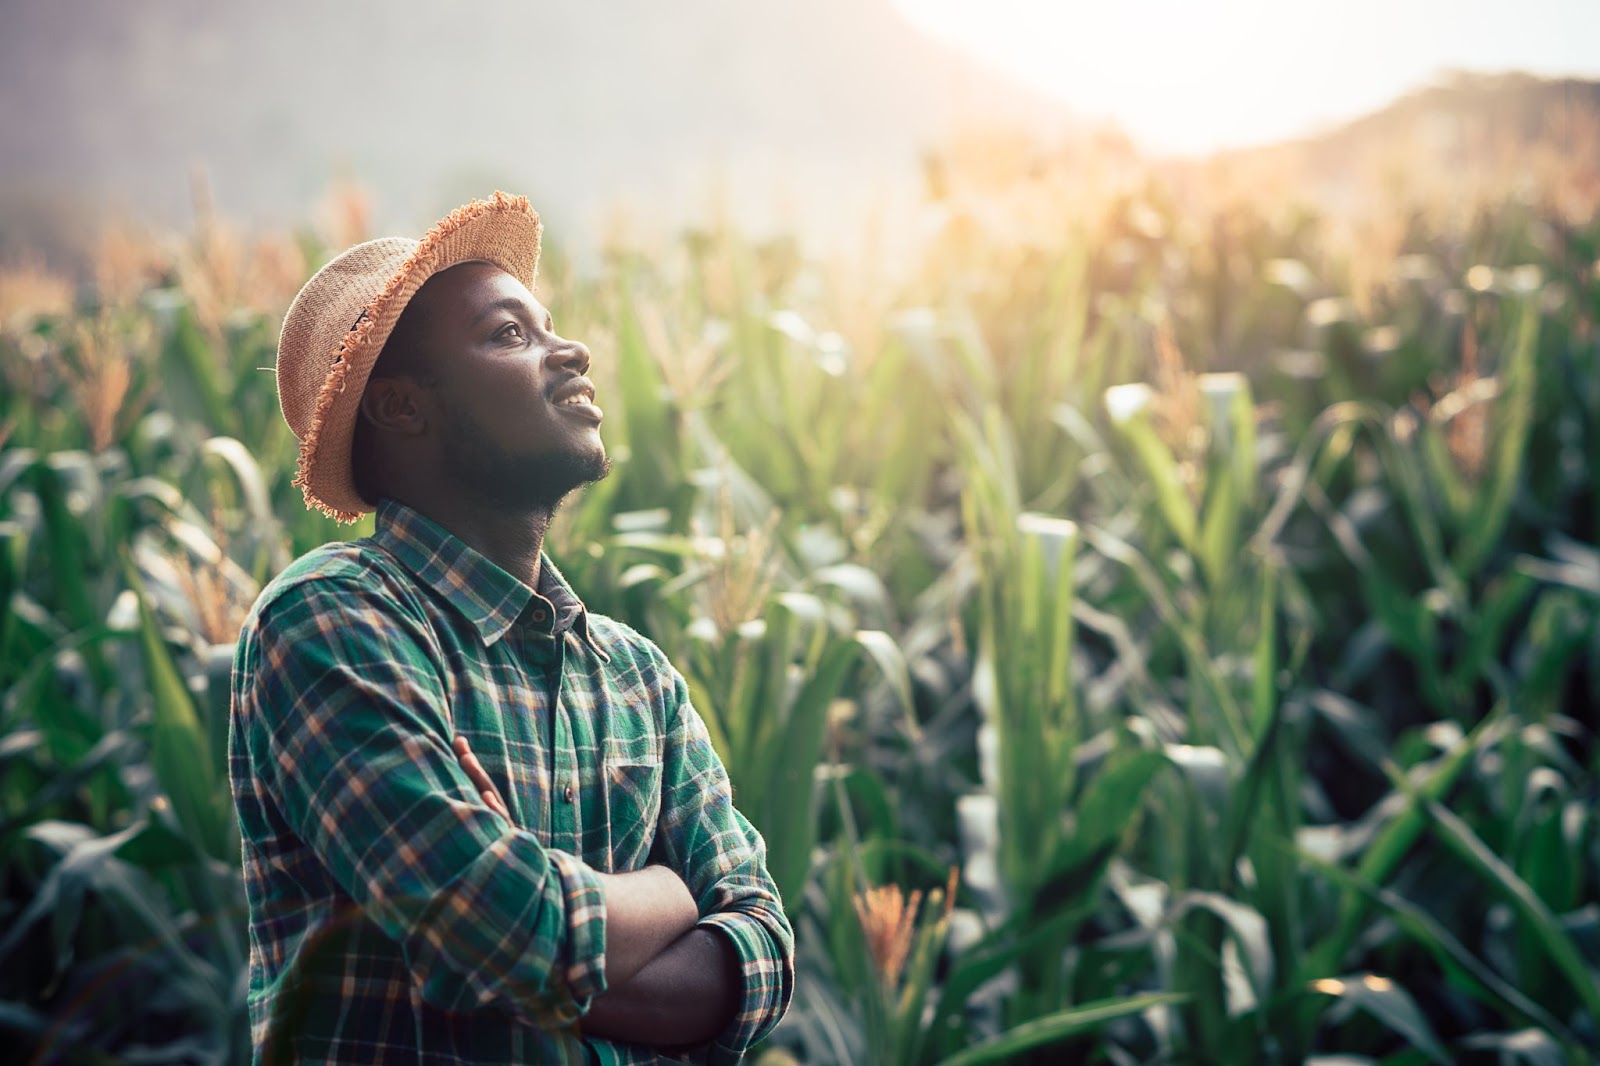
{"left": 892, "top": 0, "right": 1600, "bottom": 154}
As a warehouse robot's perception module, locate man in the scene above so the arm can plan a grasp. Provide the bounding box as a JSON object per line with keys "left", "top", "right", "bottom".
{"left": 229, "top": 192, "right": 794, "bottom": 1064}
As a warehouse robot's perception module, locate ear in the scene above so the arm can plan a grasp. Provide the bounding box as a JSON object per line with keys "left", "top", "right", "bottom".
{"left": 359, "top": 378, "right": 429, "bottom": 436}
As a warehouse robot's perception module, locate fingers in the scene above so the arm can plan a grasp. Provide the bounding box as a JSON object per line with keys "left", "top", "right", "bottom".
{"left": 481, "top": 790, "right": 509, "bottom": 818}
{"left": 452, "top": 735, "right": 492, "bottom": 788}
{"left": 452, "top": 735, "right": 511, "bottom": 819}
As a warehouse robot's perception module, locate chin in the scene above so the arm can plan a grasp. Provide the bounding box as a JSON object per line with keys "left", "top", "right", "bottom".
{"left": 520, "top": 447, "right": 612, "bottom": 507}
{"left": 568, "top": 440, "right": 611, "bottom": 482}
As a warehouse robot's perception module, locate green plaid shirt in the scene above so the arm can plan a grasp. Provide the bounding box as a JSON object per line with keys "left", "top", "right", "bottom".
{"left": 229, "top": 500, "right": 793, "bottom": 1065}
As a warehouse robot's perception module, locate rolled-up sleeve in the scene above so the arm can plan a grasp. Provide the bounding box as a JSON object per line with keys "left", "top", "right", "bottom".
{"left": 239, "top": 577, "right": 608, "bottom": 1025}
{"left": 653, "top": 665, "right": 795, "bottom": 1062}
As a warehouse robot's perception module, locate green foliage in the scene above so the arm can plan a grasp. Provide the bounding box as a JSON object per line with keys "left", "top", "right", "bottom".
{"left": 2, "top": 180, "right": 1598, "bottom": 1065}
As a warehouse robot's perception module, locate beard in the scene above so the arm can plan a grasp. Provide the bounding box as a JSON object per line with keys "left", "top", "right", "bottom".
{"left": 437, "top": 404, "right": 612, "bottom": 513}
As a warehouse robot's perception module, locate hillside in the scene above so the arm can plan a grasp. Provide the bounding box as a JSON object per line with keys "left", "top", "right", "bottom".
{"left": 0, "top": 0, "right": 1072, "bottom": 262}
{"left": 1178, "top": 72, "right": 1600, "bottom": 218}
{"left": 4, "top": 1, "right": 1596, "bottom": 270}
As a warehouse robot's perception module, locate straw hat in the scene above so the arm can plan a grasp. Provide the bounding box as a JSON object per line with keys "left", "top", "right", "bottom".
{"left": 276, "top": 191, "right": 541, "bottom": 521}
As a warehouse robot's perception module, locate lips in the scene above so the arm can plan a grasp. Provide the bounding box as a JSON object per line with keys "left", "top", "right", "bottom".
{"left": 550, "top": 376, "right": 603, "bottom": 421}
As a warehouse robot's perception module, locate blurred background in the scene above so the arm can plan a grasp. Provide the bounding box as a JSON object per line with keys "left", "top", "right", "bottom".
{"left": 2, "top": 1, "right": 1599, "bottom": 1063}
{"left": 5, "top": 0, "right": 1598, "bottom": 261}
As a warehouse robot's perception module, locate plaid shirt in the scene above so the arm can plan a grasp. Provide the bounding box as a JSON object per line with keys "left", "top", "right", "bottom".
{"left": 229, "top": 500, "right": 794, "bottom": 1065}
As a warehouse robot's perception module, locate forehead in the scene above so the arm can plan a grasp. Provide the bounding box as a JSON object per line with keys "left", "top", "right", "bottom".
{"left": 414, "top": 260, "right": 547, "bottom": 328}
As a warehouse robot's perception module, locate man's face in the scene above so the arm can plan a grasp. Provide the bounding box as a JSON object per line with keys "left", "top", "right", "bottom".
{"left": 405, "top": 260, "right": 610, "bottom": 509}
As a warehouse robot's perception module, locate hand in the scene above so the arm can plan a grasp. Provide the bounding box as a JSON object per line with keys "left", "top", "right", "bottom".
{"left": 453, "top": 735, "right": 511, "bottom": 820}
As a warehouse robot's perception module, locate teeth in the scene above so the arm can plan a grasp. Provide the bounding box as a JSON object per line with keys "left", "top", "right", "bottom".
{"left": 561, "top": 393, "right": 591, "bottom": 405}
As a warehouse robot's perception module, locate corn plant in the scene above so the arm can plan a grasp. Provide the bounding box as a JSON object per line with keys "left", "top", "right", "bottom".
{"left": 3, "top": 152, "right": 1599, "bottom": 1064}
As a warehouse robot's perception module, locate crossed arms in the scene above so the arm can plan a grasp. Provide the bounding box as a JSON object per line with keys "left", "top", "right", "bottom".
{"left": 454, "top": 736, "right": 741, "bottom": 1046}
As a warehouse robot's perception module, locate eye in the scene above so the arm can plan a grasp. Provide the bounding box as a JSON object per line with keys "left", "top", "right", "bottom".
{"left": 495, "top": 322, "right": 525, "bottom": 342}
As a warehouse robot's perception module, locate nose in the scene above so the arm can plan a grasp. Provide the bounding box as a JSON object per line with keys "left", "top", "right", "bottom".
{"left": 545, "top": 338, "right": 590, "bottom": 375}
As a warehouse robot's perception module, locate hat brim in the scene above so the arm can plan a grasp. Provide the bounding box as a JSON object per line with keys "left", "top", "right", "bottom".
{"left": 294, "top": 192, "right": 542, "bottom": 521}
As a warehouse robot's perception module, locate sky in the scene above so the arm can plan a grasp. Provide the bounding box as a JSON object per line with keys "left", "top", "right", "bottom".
{"left": 892, "top": 0, "right": 1600, "bottom": 153}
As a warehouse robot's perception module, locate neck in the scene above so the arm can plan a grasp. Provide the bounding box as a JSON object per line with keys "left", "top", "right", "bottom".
{"left": 388, "top": 486, "right": 554, "bottom": 589}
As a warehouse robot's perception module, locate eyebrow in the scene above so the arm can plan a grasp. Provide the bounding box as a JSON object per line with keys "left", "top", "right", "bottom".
{"left": 469, "top": 296, "right": 540, "bottom": 329}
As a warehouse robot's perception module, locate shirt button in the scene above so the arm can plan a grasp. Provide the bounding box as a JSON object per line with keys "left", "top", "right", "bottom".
{"left": 531, "top": 608, "right": 547, "bottom": 622}
{"left": 563, "top": 783, "right": 575, "bottom": 803}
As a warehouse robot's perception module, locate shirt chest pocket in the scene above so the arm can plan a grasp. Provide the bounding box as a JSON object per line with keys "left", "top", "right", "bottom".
{"left": 600, "top": 732, "right": 663, "bottom": 871}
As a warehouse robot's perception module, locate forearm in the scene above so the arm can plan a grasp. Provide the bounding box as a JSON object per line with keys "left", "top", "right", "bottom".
{"left": 581, "top": 928, "right": 740, "bottom": 1048}
{"left": 597, "top": 866, "right": 700, "bottom": 987}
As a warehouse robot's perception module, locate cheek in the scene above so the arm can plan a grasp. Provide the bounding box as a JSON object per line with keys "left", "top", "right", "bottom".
{"left": 454, "top": 363, "right": 545, "bottom": 425}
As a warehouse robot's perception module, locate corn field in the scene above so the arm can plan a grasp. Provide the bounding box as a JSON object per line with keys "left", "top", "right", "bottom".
{"left": 1, "top": 156, "right": 1598, "bottom": 1065}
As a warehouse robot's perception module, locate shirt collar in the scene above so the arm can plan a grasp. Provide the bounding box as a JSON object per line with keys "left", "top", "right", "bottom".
{"left": 371, "top": 498, "right": 603, "bottom": 655}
